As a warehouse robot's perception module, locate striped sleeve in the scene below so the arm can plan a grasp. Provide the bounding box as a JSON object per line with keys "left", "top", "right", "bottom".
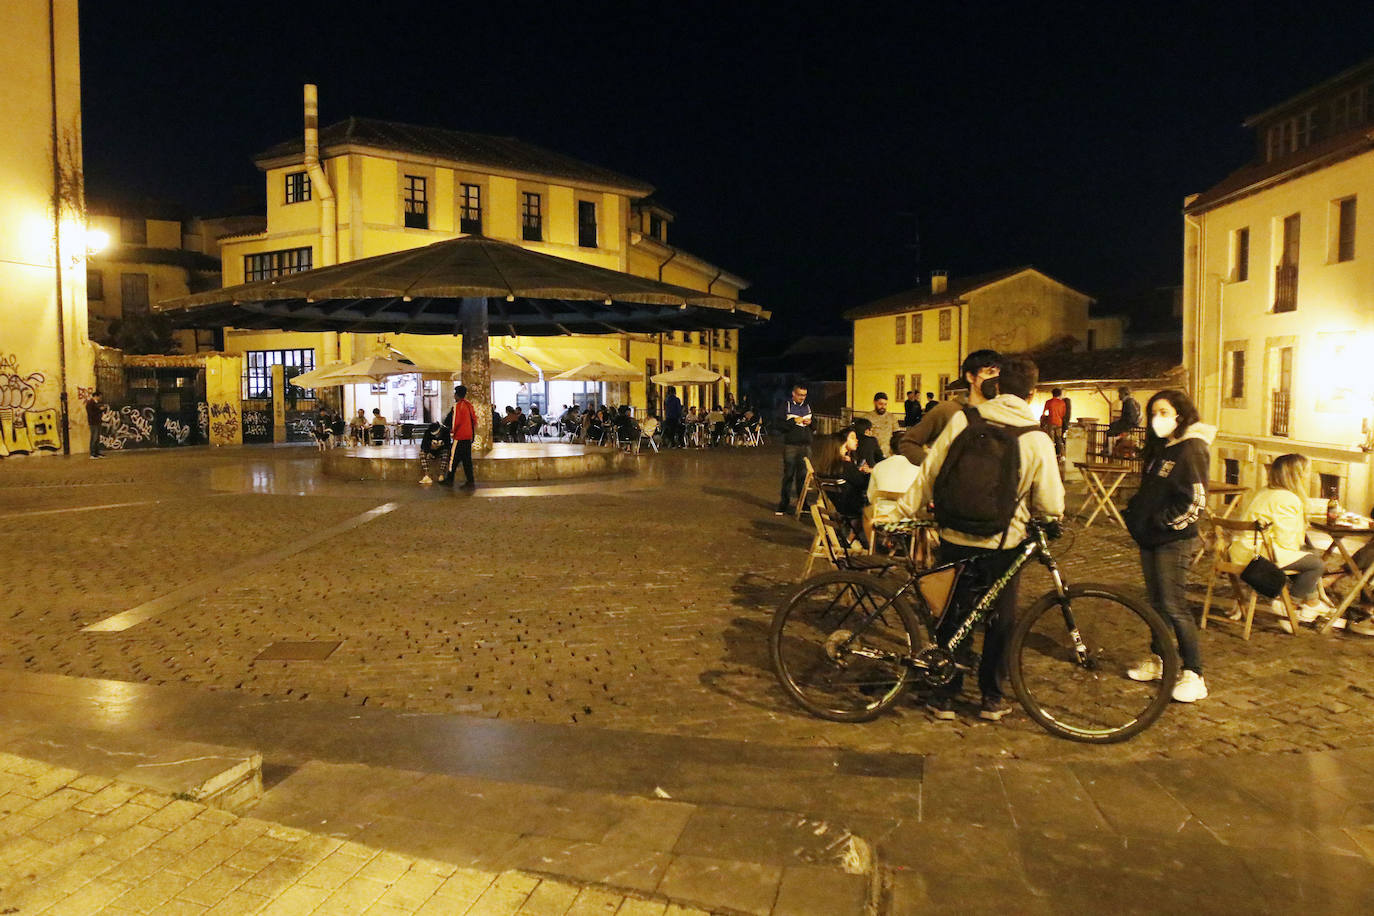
{"left": 1164, "top": 482, "right": 1207, "bottom": 530}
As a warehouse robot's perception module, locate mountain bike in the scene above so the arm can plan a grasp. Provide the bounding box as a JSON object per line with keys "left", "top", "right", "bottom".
{"left": 769, "top": 518, "right": 1180, "bottom": 743}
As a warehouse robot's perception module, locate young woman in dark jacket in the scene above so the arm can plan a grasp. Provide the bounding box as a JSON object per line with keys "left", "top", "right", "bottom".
{"left": 1124, "top": 389, "right": 1215, "bottom": 704}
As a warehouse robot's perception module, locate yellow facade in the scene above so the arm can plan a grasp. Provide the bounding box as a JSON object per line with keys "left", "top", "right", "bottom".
{"left": 848, "top": 270, "right": 1093, "bottom": 410}
{"left": 217, "top": 123, "right": 745, "bottom": 412}
{"left": 1185, "top": 147, "right": 1374, "bottom": 507}
{"left": 0, "top": 0, "right": 93, "bottom": 459}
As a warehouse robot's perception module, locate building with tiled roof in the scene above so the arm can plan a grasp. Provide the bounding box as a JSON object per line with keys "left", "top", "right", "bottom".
{"left": 844, "top": 267, "right": 1117, "bottom": 411}
{"left": 1183, "top": 56, "right": 1374, "bottom": 502}
{"left": 213, "top": 91, "right": 753, "bottom": 419}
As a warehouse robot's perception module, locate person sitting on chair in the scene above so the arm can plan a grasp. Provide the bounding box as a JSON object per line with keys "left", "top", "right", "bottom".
{"left": 369, "top": 408, "right": 387, "bottom": 444}
{"left": 814, "top": 428, "right": 870, "bottom": 549}
{"left": 1231, "top": 453, "right": 1336, "bottom": 630}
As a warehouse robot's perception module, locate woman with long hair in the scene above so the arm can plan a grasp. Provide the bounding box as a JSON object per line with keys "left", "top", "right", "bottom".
{"left": 813, "top": 428, "right": 870, "bottom": 547}
{"left": 1231, "top": 453, "right": 1333, "bottom": 629}
{"left": 1124, "top": 389, "right": 1215, "bottom": 703}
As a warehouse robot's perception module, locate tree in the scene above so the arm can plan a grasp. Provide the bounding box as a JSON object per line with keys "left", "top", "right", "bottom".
{"left": 109, "top": 312, "right": 180, "bottom": 355}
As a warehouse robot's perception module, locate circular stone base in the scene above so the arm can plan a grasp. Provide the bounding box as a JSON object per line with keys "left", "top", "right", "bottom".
{"left": 320, "top": 442, "right": 633, "bottom": 482}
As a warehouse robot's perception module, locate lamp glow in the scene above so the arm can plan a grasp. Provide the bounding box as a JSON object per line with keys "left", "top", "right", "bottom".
{"left": 85, "top": 228, "right": 109, "bottom": 253}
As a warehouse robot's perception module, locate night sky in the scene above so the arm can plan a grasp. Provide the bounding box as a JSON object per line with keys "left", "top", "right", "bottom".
{"left": 78, "top": 2, "right": 1374, "bottom": 349}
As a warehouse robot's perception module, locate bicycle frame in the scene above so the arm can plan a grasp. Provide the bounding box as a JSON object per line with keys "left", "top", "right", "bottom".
{"left": 831, "top": 522, "right": 1089, "bottom": 672}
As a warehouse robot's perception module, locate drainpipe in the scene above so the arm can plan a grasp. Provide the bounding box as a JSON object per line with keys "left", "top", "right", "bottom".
{"left": 303, "top": 84, "right": 337, "bottom": 267}
{"left": 656, "top": 249, "right": 678, "bottom": 415}
{"left": 1183, "top": 209, "right": 1205, "bottom": 412}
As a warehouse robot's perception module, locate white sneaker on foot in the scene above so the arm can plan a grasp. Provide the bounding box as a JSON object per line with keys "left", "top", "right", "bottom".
{"left": 1172, "top": 670, "right": 1208, "bottom": 703}
{"left": 419, "top": 475, "right": 433, "bottom": 485}
{"left": 1126, "top": 654, "right": 1163, "bottom": 682}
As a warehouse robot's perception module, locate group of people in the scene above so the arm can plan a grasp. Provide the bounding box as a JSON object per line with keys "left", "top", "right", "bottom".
{"left": 660, "top": 388, "right": 761, "bottom": 448}
{"left": 775, "top": 345, "right": 1258, "bottom": 719}
{"left": 492, "top": 404, "right": 546, "bottom": 442}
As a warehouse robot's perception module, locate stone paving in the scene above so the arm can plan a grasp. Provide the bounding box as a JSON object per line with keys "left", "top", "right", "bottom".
{"left": 2, "top": 446, "right": 1374, "bottom": 765}
{"left": 0, "top": 750, "right": 714, "bottom": 915}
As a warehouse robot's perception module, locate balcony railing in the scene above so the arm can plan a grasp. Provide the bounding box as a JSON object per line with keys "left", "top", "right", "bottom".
{"left": 1273, "top": 263, "right": 1298, "bottom": 312}
{"left": 1271, "top": 390, "right": 1291, "bottom": 437}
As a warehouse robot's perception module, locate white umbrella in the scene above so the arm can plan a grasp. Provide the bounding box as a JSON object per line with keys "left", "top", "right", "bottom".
{"left": 651, "top": 365, "right": 722, "bottom": 385}
{"left": 286, "top": 361, "right": 351, "bottom": 390}
{"left": 308, "top": 356, "right": 451, "bottom": 386}
{"left": 551, "top": 362, "right": 642, "bottom": 382}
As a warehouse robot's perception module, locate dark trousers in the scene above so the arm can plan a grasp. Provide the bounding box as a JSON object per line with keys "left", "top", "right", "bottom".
{"left": 444, "top": 439, "right": 474, "bottom": 484}
{"left": 88, "top": 425, "right": 102, "bottom": 457}
{"left": 935, "top": 540, "right": 1021, "bottom": 702}
{"left": 1140, "top": 538, "right": 1201, "bottom": 674}
{"left": 779, "top": 444, "right": 808, "bottom": 510}
{"left": 1282, "top": 551, "right": 1323, "bottom": 601}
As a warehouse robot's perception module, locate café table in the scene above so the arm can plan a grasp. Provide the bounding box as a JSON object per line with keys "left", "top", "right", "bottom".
{"left": 1072, "top": 462, "right": 1135, "bottom": 529}
{"left": 1310, "top": 517, "right": 1374, "bottom": 635}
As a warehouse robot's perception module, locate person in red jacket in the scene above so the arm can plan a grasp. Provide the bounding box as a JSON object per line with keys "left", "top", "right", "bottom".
{"left": 440, "top": 384, "right": 478, "bottom": 489}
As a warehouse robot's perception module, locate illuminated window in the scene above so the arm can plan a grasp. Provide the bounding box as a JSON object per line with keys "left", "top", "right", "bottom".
{"left": 895, "top": 315, "right": 905, "bottom": 345}
{"left": 460, "top": 183, "right": 482, "bottom": 234}
{"left": 522, "top": 192, "right": 543, "bottom": 241}
{"left": 1231, "top": 227, "right": 1250, "bottom": 281}
{"left": 244, "top": 247, "right": 312, "bottom": 282}
{"left": 1336, "top": 197, "right": 1357, "bottom": 262}
{"left": 911, "top": 373, "right": 921, "bottom": 395}
{"left": 403, "top": 175, "right": 428, "bottom": 229}
{"left": 120, "top": 273, "right": 149, "bottom": 315}
{"left": 243, "top": 348, "right": 316, "bottom": 400}
{"left": 911, "top": 313, "right": 923, "bottom": 343}
{"left": 578, "top": 200, "right": 597, "bottom": 248}
{"left": 938, "top": 309, "right": 952, "bottom": 341}
{"left": 285, "top": 171, "right": 311, "bottom": 204}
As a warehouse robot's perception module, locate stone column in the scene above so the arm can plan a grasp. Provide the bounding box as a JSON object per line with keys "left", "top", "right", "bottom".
{"left": 460, "top": 297, "right": 493, "bottom": 452}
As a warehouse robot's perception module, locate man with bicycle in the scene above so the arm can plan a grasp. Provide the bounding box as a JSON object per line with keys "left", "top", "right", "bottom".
{"left": 898, "top": 355, "right": 1064, "bottom": 721}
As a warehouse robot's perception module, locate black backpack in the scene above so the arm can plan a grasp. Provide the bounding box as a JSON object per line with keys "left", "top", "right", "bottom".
{"left": 933, "top": 407, "right": 1038, "bottom": 537}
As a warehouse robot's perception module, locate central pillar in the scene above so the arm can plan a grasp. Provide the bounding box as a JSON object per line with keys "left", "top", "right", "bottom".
{"left": 460, "top": 297, "right": 493, "bottom": 452}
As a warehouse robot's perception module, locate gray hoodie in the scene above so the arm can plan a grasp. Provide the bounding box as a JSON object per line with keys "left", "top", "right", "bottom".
{"left": 898, "top": 394, "right": 1065, "bottom": 549}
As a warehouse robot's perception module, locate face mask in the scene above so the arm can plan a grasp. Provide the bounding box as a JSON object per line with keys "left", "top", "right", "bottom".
{"left": 1151, "top": 416, "right": 1177, "bottom": 439}
{"left": 980, "top": 378, "right": 999, "bottom": 400}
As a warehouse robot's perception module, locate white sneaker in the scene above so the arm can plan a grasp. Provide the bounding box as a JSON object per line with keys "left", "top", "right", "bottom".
{"left": 419, "top": 475, "right": 433, "bottom": 485}
{"left": 1172, "top": 670, "right": 1208, "bottom": 703}
{"left": 1297, "top": 601, "right": 1328, "bottom": 623}
{"left": 1126, "top": 654, "right": 1163, "bottom": 682}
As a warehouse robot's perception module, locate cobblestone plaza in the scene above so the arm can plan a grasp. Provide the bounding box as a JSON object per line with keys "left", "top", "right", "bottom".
{"left": 3, "top": 445, "right": 1374, "bottom": 912}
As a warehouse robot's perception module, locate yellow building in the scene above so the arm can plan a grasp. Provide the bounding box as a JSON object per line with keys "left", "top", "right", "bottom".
{"left": 0, "top": 0, "right": 93, "bottom": 459}
{"left": 216, "top": 95, "right": 749, "bottom": 418}
{"left": 844, "top": 267, "right": 1098, "bottom": 410}
{"left": 86, "top": 199, "right": 222, "bottom": 354}
{"left": 1184, "top": 57, "right": 1374, "bottom": 506}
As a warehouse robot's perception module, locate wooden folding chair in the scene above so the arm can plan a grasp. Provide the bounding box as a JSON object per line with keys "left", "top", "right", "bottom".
{"left": 1201, "top": 518, "right": 1302, "bottom": 639}
{"left": 794, "top": 456, "right": 819, "bottom": 520}
{"left": 801, "top": 502, "right": 903, "bottom": 580}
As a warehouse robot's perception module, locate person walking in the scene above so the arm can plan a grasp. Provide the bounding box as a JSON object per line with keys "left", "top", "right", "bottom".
{"left": 85, "top": 391, "right": 104, "bottom": 459}
{"left": 1123, "top": 389, "right": 1214, "bottom": 703}
{"left": 664, "top": 387, "right": 683, "bottom": 448}
{"left": 899, "top": 356, "right": 1064, "bottom": 722}
{"left": 1041, "top": 387, "right": 1070, "bottom": 461}
{"left": 440, "top": 385, "right": 479, "bottom": 489}
{"left": 775, "top": 383, "right": 813, "bottom": 515}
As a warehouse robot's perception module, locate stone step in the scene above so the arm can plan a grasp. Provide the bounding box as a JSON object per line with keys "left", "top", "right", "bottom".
{"left": 249, "top": 759, "right": 874, "bottom": 916}
{"left": 0, "top": 716, "right": 261, "bottom": 813}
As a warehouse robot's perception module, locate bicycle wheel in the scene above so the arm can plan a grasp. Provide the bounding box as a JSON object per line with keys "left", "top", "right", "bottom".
{"left": 1009, "top": 584, "right": 1178, "bottom": 743}
{"left": 770, "top": 570, "right": 926, "bottom": 722}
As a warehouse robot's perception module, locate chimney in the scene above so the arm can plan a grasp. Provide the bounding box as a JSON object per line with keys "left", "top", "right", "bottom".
{"left": 930, "top": 270, "right": 948, "bottom": 295}
{"left": 303, "top": 84, "right": 337, "bottom": 266}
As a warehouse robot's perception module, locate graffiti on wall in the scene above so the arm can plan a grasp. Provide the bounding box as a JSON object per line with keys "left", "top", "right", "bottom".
{"left": 163, "top": 417, "right": 191, "bottom": 445}
{"left": 0, "top": 354, "right": 62, "bottom": 458}
{"left": 209, "top": 402, "right": 240, "bottom": 443}
{"left": 242, "top": 410, "right": 270, "bottom": 438}
{"left": 99, "top": 405, "right": 156, "bottom": 450}
{"left": 197, "top": 402, "right": 209, "bottom": 440}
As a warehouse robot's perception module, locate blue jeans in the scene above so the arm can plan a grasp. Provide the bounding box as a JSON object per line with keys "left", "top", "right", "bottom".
{"left": 779, "top": 445, "right": 808, "bottom": 510}
{"left": 1140, "top": 538, "right": 1202, "bottom": 674}
{"left": 1282, "top": 551, "right": 1323, "bottom": 601}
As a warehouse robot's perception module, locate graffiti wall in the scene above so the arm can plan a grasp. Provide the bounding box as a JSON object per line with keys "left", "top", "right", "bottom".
{"left": 98, "top": 405, "right": 157, "bottom": 450}
{"left": 0, "top": 353, "right": 63, "bottom": 458}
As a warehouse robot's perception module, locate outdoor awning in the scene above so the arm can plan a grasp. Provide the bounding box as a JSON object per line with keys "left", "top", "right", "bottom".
{"left": 512, "top": 344, "right": 636, "bottom": 376}
{"left": 157, "top": 235, "right": 769, "bottom": 336}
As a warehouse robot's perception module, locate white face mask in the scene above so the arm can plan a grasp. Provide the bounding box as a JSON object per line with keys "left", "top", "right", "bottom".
{"left": 1151, "top": 415, "right": 1177, "bottom": 439}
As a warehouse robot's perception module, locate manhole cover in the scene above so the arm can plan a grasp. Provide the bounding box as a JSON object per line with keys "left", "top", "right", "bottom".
{"left": 254, "top": 640, "right": 341, "bottom": 661}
